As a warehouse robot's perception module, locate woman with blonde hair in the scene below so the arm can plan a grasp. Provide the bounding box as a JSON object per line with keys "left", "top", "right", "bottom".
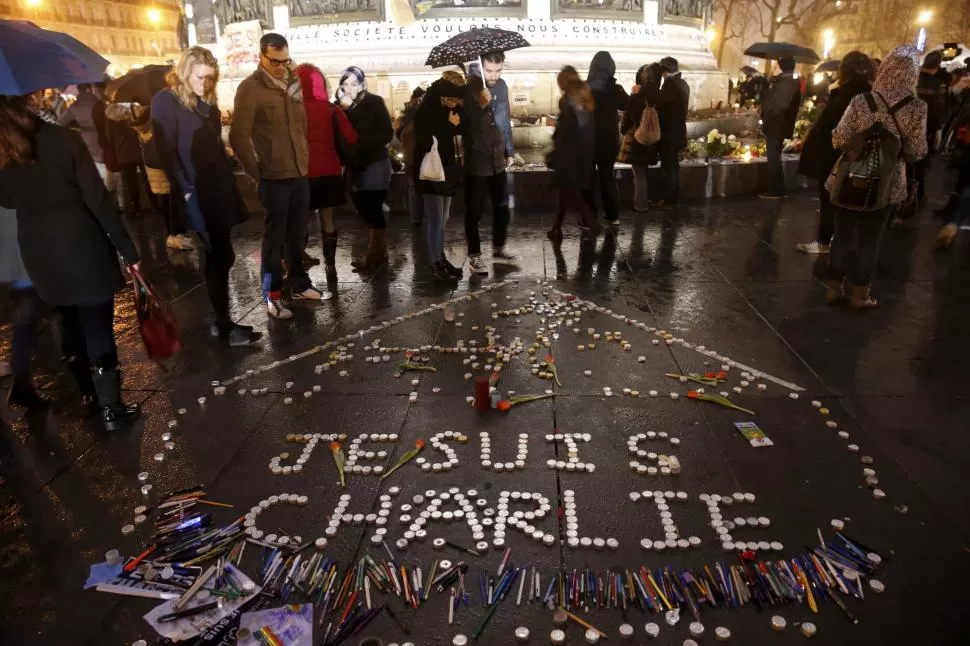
{"left": 547, "top": 65, "right": 597, "bottom": 243}
{"left": 151, "top": 46, "right": 260, "bottom": 347}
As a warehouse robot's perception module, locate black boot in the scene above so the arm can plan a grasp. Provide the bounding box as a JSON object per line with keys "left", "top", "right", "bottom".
{"left": 7, "top": 376, "right": 50, "bottom": 411}
{"left": 64, "top": 354, "right": 98, "bottom": 414}
{"left": 322, "top": 230, "right": 338, "bottom": 284}
{"left": 218, "top": 323, "right": 263, "bottom": 348}
{"left": 91, "top": 366, "right": 140, "bottom": 431}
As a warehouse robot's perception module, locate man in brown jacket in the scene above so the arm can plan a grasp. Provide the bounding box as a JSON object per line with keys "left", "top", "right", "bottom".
{"left": 229, "top": 32, "right": 328, "bottom": 319}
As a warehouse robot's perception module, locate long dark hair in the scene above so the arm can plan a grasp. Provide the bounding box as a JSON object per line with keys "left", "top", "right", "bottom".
{"left": 0, "top": 95, "right": 36, "bottom": 169}
{"left": 838, "top": 51, "right": 872, "bottom": 87}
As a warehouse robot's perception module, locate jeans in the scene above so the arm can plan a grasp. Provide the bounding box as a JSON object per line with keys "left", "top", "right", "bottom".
{"left": 58, "top": 298, "right": 118, "bottom": 370}
{"left": 10, "top": 287, "right": 42, "bottom": 378}
{"left": 765, "top": 135, "right": 786, "bottom": 195}
{"left": 817, "top": 184, "right": 835, "bottom": 245}
{"left": 633, "top": 164, "right": 650, "bottom": 211}
{"left": 658, "top": 140, "right": 681, "bottom": 204}
{"left": 200, "top": 228, "right": 236, "bottom": 330}
{"left": 258, "top": 177, "right": 311, "bottom": 295}
{"left": 423, "top": 194, "right": 452, "bottom": 263}
{"left": 351, "top": 190, "right": 388, "bottom": 230}
{"left": 827, "top": 207, "right": 891, "bottom": 286}
{"left": 407, "top": 177, "right": 424, "bottom": 225}
{"left": 581, "top": 152, "right": 619, "bottom": 221}
{"left": 464, "top": 173, "right": 511, "bottom": 256}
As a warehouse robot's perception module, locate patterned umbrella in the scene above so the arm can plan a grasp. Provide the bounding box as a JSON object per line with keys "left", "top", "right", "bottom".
{"left": 744, "top": 42, "right": 820, "bottom": 65}
{"left": 425, "top": 27, "right": 530, "bottom": 69}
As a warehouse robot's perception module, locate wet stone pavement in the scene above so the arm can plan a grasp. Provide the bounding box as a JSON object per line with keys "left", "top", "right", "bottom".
{"left": 1, "top": 190, "right": 969, "bottom": 646}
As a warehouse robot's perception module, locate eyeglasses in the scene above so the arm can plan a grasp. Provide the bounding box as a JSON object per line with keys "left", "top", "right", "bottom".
{"left": 264, "top": 56, "right": 292, "bottom": 67}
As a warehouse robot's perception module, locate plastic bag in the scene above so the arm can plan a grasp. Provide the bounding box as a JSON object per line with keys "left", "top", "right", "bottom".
{"left": 419, "top": 136, "right": 446, "bottom": 182}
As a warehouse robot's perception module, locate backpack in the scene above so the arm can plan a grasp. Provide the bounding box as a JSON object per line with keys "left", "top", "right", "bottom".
{"left": 829, "top": 92, "right": 913, "bottom": 212}
{"left": 634, "top": 104, "right": 661, "bottom": 146}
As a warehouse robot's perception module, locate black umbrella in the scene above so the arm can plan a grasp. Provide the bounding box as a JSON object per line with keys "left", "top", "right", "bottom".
{"left": 815, "top": 59, "right": 841, "bottom": 72}
{"left": 425, "top": 27, "right": 530, "bottom": 69}
{"left": 108, "top": 64, "right": 171, "bottom": 105}
{"left": 744, "top": 42, "right": 820, "bottom": 65}
{"left": 740, "top": 65, "right": 760, "bottom": 77}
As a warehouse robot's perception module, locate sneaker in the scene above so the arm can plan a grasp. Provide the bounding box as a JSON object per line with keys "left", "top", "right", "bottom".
{"left": 492, "top": 249, "right": 519, "bottom": 265}
{"left": 266, "top": 297, "right": 293, "bottom": 319}
{"left": 442, "top": 258, "right": 463, "bottom": 279}
{"left": 292, "top": 286, "right": 333, "bottom": 301}
{"left": 166, "top": 234, "right": 194, "bottom": 251}
{"left": 468, "top": 255, "right": 489, "bottom": 275}
{"left": 795, "top": 241, "right": 831, "bottom": 254}
{"left": 430, "top": 262, "right": 458, "bottom": 283}
{"left": 223, "top": 325, "right": 263, "bottom": 347}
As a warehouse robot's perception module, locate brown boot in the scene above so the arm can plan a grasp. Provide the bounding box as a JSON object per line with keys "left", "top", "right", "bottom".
{"left": 824, "top": 279, "right": 845, "bottom": 305}
{"left": 850, "top": 284, "right": 878, "bottom": 309}
{"left": 351, "top": 229, "right": 388, "bottom": 271}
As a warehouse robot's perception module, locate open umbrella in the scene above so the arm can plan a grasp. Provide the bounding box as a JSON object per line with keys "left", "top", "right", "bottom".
{"left": 815, "top": 59, "right": 841, "bottom": 73}
{"left": 108, "top": 64, "right": 172, "bottom": 105}
{"left": 0, "top": 20, "right": 109, "bottom": 95}
{"left": 425, "top": 27, "right": 530, "bottom": 69}
{"left": 744, "top": 42, "right": 820, "bottom": 65}
{"left": 740, "top": 65, "right": 760, "bottom": 77}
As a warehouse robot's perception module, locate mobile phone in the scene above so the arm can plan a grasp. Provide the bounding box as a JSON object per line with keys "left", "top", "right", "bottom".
{"left": 468, "top": 61, "right": 482, "bottom": 79}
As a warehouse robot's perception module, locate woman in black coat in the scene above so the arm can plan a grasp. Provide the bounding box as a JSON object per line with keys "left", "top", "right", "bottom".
{"left": 585, "top": 51, "right": 628, "bottom": 224}
{"left": 152, "top": 46, "right": 259, "bottom": 347}
{"left": 0, "top": 95, "right": 141, "bottom": 431}
{"left": 413, "top": 72, "right": 467, "bottom": 283}
{"left": 621, "top": 63, "right": 662, "bottom": 212}
{"left": 796, "top": 51, "right": 873, "bottom": 254}
{"left": 547, "top": 66, "right": 597, "bottom": 243}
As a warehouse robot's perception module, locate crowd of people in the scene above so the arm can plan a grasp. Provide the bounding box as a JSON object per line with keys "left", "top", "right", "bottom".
{"left": 2, "top": 32, "right": 969, "bottom": 431}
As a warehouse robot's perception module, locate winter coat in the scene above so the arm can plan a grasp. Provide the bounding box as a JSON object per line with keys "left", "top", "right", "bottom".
{"left": 413, "top": 80, "right": 466, "bottom": 196}
{"left": 798, "top": 77, "right": 872, "bottom": 181}
{"left": 296, "top": 66, "right": 357, "bottom": 178}
{"left": 620, "top": 91, "right": 659, "bottom": 166}
{"left": 0, "top": 121, "right": 139, "bottom": 306}
{"left": 151, "top": 90, "right": 248, "bottom": 233}
{"left": 58, "top": 91, "right": 109, "bottom": 163}
{"left": 587, "top": 52, "right": 628, "bottom": 158}
{"left": 761, "top": 73, "right": 802, "bottom": 139}
{"left": 0, "top": 207, "right": 29, "bottom": 285}
{"left": 486, "top": 78, "right": 515, "bottom": 158}
{"left": 344, "top": 92, "right": 393, "bottom": 171}
{"left": 462, "top": 89, "right": 506, "bottom": 177}
{"left": 826, "top": 45, "right": 928, "bottom": 205}
{"left": 643, "top": 73, "right": 690, "bottom": 150}
{"left": 548, "top": 95, "right": 595, "bottom": 190}
{"left": 229, "top": 69, "right": 309, "bottom": 181}
{"left": 916, "top": 70, "right": 946, "bottom": 134}
{"left": 105, "top": 103, "right": 143, "bottom": 166}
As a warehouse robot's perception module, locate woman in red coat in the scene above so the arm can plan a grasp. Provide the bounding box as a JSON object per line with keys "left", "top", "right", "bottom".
{"left": 295, "top": 64, "right": 357, "bottom": 287}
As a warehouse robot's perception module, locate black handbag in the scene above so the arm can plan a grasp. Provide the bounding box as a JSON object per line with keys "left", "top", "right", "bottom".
{"left": 332, "top": 110, "right": 356, "bottom": 166}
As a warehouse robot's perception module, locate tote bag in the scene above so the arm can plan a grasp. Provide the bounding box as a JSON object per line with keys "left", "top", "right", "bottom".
{"left": 131, "top": 266, "right": 182, "bottom": 364}
{"left": 419, "top": 136, "right": 446, "bottom": 182}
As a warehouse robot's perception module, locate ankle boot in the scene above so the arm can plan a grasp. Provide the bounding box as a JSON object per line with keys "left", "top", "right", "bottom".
{"left": 322, "top": 230, "right": 338, "bottom": 282}
{"left": 91, "top": 366, "right": 140, "bottom": 431}
{"left": 64, "top": 354, "right": 98, "bottom": 412}
{"left": 351, "top": 230, "right": 374, "bottom": 269}
{"left": 824, "top": 279, "right": 844, "bottom": 304}
{"left": 7, "top": 376, "right": 49, "bottom": 410}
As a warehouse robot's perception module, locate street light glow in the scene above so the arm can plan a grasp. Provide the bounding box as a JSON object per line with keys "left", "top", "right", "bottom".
{"left": 704, "top": 27, "right": 717, "bottom": 43}
{"left": 917, "top": 9, "right": 933, "bottom": 25}
{"left": 24, "top": 0, "right": 42, "bottom": 6}
{"left": 147, "top": 7, "right": 162, "bottom": 26}
{"left": 823, "top": 29, "right": 836, "bottom": 58}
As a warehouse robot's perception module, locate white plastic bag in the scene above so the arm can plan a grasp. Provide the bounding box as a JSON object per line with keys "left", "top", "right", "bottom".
{"left": 419, "top": 136, "right": 446, "bottom": 182}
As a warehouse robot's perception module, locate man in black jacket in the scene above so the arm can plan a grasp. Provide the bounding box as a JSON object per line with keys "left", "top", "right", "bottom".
{"left": 760, "top": 57, "right": 801, "bottom": 198}
{"left": 584, "top": 51, "right": 629, "bottom": 223}
{"left": 644, "top": 56, "right": 690, "bottom": 209}
{"left": 915, "top": 50, "right": 946, "bottom": 200}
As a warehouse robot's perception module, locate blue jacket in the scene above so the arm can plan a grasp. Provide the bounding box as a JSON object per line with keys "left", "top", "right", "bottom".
{"left": 488, "top": 78, "right": 514, "bottom": 158}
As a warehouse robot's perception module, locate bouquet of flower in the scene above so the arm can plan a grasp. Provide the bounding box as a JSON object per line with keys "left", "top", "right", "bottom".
{"left": 703, "top": 129, "right": 742, "bottom": 159}
{"left": 793, "top": 118, "right": 813, "bottom": 141}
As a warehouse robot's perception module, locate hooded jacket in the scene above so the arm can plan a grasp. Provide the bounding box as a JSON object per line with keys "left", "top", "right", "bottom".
{"left": 828, "top": 45, "right": 928, "bottom": 204}
{"left": 413, "top": 78, "right": 466, "bottom": 196}
{"left": 586, "top": 51, "right": 628, "bottom": 157}
{"left": 295, "top": 65, "right": 357, "bottom": 178}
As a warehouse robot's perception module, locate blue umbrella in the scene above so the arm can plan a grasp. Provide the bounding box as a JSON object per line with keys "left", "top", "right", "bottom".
{"left": 0, "top": 20, "right": 110, "bottom": 95}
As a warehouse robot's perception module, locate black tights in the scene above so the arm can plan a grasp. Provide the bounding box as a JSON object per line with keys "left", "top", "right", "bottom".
{"left": 58, "top": 299, "right": 118, "bottom": 371}
{"left": 200, "top": 228, "right": 237, "bottom": 330}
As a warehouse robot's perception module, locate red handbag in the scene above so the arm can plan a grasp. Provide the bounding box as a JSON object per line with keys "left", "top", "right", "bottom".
{"left": 130, "top": 266, "right": 182, "bottom": 362}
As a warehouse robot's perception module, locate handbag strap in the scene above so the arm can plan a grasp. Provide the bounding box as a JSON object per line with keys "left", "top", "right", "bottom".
{"left": 129, "top": 266, "right": 158, "bottom": 300}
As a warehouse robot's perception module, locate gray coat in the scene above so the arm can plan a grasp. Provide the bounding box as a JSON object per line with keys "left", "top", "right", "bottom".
{"left": 0, "top": 207, "right": 29, "bottom": 285}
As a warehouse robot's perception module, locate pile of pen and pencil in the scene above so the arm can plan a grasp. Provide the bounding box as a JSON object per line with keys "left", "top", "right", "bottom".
{"left": 125, "top": 487, "right": 244, "bottom": 573}
{"left": 540, "top": 530, "right": 884, "bottom": 627}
